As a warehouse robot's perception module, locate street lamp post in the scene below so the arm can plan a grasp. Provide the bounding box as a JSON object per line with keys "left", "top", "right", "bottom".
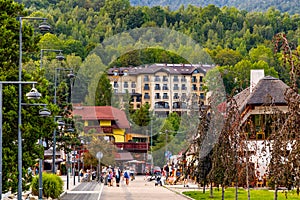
{"left": 18, "top": 16, "right": 50, "bottom": 200}
{"left": 52, "top": 68, "right": 74, "bottom": 175}
{"left": 40, "top": 49, "right": 64, "bottom": 69}
{"left": 37, "top": 107, "right": 51, "bottom": 200}
{"left": 0, "top": 81, "right": 42, "bottom": 200}
{"left": 52, "top": 116, "right": 64, "bottom": 174}
{"left": 40, "top": 49, "right": 65, "bottom": 175}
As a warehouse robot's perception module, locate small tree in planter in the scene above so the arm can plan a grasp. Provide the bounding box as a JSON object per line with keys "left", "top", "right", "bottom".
{"left": 31, "top": 173, "right": 63, "bottom": 199}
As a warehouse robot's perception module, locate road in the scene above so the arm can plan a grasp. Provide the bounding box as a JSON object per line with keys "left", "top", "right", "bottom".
{"left": 61, "top": 175, "right": 190, "bottom": 200}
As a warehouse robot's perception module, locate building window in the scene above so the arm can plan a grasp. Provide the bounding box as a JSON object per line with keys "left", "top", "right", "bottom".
{"left": 144, "top": 75, "right": 149, "bottom": 82}
{"left": 173, "top": 76, "right": 179, "bottom": 82}
{"left": 144, "top": 93, "right": 150, "bottom": 99}
{"left": 199, "top": 84, "right": 203, "bottom": 91}
{"left": 113, "top": 81, "right": 118, "bottom": 88}
{"left": 173, "top": 93, "right": 179, "bottom": 99}
{"left": 163, "top": 76, "right": 168, "bottom": 82}
{"left": 154, "top": 76, "right": 160, "bottom": 81}
{"left": 182, "top": 93, "right": 187, "bottom": 100}
{"left": 132, "top": 89, "right": 136, "bottom": 93}
{"left": 200, "top": 93, "right": 205, "bottom": 99}
{"left": 163, "top": 93, "right": 169, "bottom": 99}
{"left": 200, "top": 76, "right": 203, "bottom": 82}
{"left": 181, "top": 76, "right": 187, "bottom": 82}
{"left": 155, "top": 93, "right": 160, "bottom": 99}
{"left": 181, "top": 84, "right": 187, "bottom": 90}
{"left": 114, "top": 89, "right": 118, "bottom": 93}
{"left": 192, "top": 84, "right": 197, "bottom": 91}
{"left": 192, "top": 76, "right": 197, "bottom": 83}
{"left": 124, "top": 82, "right": 128, "bottom": 88}
{"left": 162, "top": 84, "right": 168, "bottom": 90}
{"left": 131, "top": 82, "right": 136, "bottom": 88}
{"left": 155, "top": 84, "right": 160, "bottom": 90}
{"left": 173, "top": 84, "right": 179, "bottom": 90}
{"left": 123, "top": 70, "right": 128, "bottom": 76}
{"left": 113, "top": 70, "right": 118, "bottom": 76}
{"left": 144, "top": 84, "right": 150, "bottom": 90}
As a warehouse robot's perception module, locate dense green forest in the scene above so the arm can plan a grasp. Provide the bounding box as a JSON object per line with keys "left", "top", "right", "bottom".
{"left": 130, "top": 0, "right": 300, "bottom": 15}
{"left": 15, "top": 0, "right": 299, "bottom": 98}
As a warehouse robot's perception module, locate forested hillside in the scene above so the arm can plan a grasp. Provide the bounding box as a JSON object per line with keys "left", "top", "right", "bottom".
{"left": 15, "top": 0, "right": 300, "bottom": 97}
{"left": 130, "top": 0, "right": 300, "bottom": 15}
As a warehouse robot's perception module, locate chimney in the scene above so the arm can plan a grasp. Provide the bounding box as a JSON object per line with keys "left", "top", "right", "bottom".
{"left": 250, "top": 69, "right": 264, "bottom": 93}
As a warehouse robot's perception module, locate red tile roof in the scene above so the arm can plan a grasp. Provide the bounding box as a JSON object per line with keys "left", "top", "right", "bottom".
{"left": 73, "top": 106, "right": 130, "bottom": 129}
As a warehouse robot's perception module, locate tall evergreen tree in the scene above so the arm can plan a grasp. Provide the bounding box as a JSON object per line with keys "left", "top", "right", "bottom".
{"left": 95, "top": 73, "right": 112, "bottom": 106}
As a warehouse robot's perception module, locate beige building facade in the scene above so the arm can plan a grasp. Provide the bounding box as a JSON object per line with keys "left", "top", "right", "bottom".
{"left": 108, "top": 63, "right": 214, "bottom": 117}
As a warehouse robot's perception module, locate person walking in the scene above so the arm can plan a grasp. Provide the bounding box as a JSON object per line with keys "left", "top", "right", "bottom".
{"left": 115, "top": 167, "right": 121, "bottom": 187}
{"left": 79, "top": 168, "right": 84, "bottom": 182}
{"left": 123, "top": 168, "right": 130, "bottom": 185}
{"left": 107, "top": 170, "right": 113, "bottom": 186}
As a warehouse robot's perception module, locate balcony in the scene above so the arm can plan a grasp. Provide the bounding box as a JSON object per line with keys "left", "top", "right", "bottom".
{"left": 114, "top": 142, "right": 149, "bottom": 152}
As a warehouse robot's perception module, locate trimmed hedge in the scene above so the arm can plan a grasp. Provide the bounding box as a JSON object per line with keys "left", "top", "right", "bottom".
{"left": 31, "top": 172, "right": 63, "bottom": 199}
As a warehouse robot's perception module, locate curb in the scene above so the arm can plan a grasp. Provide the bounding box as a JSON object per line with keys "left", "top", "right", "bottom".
{"left": 163, "top": 185, "right": 195, "bottom": 200}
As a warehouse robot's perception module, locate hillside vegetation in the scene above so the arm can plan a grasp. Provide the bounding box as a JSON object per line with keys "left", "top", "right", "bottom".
{"left": 15, "top": 0, "right": 300, "bottom": 96}
{"left": 130, "top": 0, "right": 300, "bottom": 15}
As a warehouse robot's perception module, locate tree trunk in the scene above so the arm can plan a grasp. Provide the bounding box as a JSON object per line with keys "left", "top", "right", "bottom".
{"left": 203, "top": 180, "right": 206, "bottom": 193}
{"left": 274, "top": 183, "right": 278, "bottom": 200}
{"left": 245, "top": 139, "right": 250, "bottom": 200}
{"left": 222, "top": 185, "right": 225, "bottom": 200}
{"left": 210, "top": 182, "right": 214, "bottom": 198}
{"left": 235, "top": 183, "right": 238, "bottom": 200}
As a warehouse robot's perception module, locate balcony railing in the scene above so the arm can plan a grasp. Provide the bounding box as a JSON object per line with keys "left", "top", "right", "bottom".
{"left": 114, "top": 142, "right": 149, "bottom": 152}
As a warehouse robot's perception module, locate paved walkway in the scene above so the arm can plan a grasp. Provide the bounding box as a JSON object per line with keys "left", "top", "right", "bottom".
{"left": 60, "top": 174, "right": 201, "bottom": 200}
{"left": 60, "top": 174, "right": 81, "bottom": 197}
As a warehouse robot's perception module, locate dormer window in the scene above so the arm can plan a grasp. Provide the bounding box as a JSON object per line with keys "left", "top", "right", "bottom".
{"left": 123, "top": 70, "right": 128, "bottom": 76}
{"left": 113, "top": 70, "right": 118, "bottom": 76}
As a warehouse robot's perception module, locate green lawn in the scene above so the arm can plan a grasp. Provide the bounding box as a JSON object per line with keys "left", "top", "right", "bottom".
{"left": 183, "top": 188, "right": 300, "bottom": 200}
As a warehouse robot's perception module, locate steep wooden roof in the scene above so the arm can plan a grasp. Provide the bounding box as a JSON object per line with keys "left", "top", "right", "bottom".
{"left": 247, "top": 76, "right": 289, "bottom": 105}
{"left": 73, "top": 106, "right": 130, "bottom": 129}
{"left": 234, "top": 76, "right": 289, "bottom": 112}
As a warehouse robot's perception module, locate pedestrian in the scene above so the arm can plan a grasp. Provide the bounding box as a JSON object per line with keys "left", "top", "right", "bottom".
{"left": 115, "top": 167, "right": 121, "bottom": 187}
{"left": 79, "top": 169, "right": 84, "bottom": 182}
{"left": 107, "top": 170, "right": 113, "bottom": 186}
{"left": 129, "top": 167, "right": 135, "bottom": 181}
{"left": 123, "top": 168, "right": 130, "bottom": 185}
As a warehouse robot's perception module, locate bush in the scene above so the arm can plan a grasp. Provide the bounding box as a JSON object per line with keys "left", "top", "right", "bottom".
{"left": 31, "top": 172, "right": 63, "bottom": 199}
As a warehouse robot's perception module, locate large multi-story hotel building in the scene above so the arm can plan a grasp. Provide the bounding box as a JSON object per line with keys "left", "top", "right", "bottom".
{"left": 107, "top": 63, "right": 214, "bottom": 117}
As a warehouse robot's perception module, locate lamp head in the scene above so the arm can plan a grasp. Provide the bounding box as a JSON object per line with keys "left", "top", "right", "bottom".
{"left": 57, "top": 120, "right": 65, "bottom": 126}
{"left": 38, "top": 20, "right": 51, "bottom": 32}
{"left": 56, "top": 52, "right": 65, "bottom": 61}
{"left": 26, "top": 86, "right": 42, "bottom": 99}
{"left": 39, "top": 107, "right": 51, "bottom": 117}
{"left": 67, "top": 72, "right": 75, "bottom": 79}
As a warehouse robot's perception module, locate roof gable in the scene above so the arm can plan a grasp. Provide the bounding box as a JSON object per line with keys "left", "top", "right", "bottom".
{"left": 73, "top": 106, "right": 130, "bottom": 129}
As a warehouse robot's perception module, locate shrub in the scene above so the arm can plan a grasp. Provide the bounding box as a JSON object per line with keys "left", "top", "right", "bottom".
{"left": 31, "top": 172, "right": 63, "bottom": 199}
